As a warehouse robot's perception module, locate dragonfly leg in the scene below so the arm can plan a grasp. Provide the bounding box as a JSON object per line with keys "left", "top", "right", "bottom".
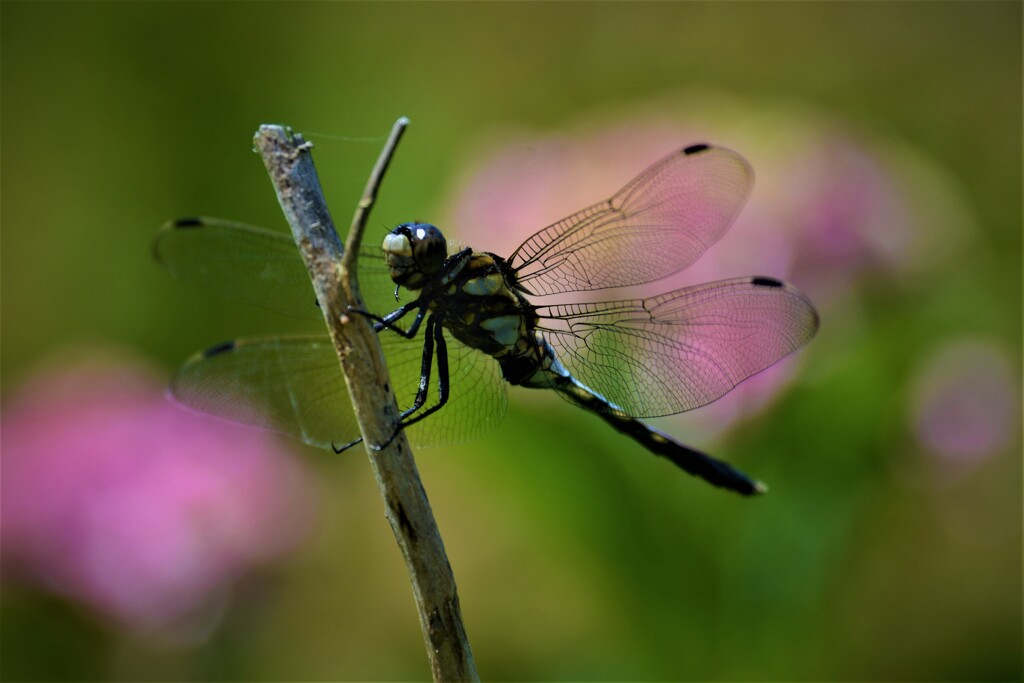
{"left": 400, "top": 314, "right": 437, "bottom": 421}
{"left": 331, "top": 435, "right": 364, "bottom": 454}
{"left": 347, "top": 302, "right": 427, "bottom": 339}
{"left": 400, "top": 317, "right": 450, "bottom": 427}
{"left": 372, "top": 316, "right": 451, "bottom": 451}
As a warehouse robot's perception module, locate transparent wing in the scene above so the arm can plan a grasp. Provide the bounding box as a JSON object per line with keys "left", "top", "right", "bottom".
{"left": 381, "top": 329, "right": 508, "bottom": 448}
{"left": 153, "top": 217, "right": 392, "bottom": 317}
{"left": 170, "top": 332, "right": 507, "bottom": 450}
{"left": 508, "top": 144, "right": 753, "bottom": 295}
{"left": 534, "top": 277, "right": 819, "bottom": 418}
{"left": 171, "top": 335, "right": 357, "bottom": 447}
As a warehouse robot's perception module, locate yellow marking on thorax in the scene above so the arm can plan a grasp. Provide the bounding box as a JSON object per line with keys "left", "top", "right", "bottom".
{"left": 480, "top": 315, "right": 521, "bottom": 347}
{"left": 462, "top": 272, "right": 504, "bottom": 296}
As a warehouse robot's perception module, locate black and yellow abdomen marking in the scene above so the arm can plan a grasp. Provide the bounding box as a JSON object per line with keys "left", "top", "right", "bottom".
{"left": 555, "top": 377, "right": 765, "bottom": 496}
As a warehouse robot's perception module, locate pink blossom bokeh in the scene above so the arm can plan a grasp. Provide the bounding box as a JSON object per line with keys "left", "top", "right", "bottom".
{"left": 1, "top": 355, "right": 316, "bottom": 637}
{"left": 909, "top": 338, "right": 1019, "bottom": 473}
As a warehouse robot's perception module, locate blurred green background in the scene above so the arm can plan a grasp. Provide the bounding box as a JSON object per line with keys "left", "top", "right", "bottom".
{"left": 2, "top": 2, "right": 1021, "bottom": 681}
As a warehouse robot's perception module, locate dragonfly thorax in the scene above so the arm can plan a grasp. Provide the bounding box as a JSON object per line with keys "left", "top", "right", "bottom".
{"left": 383, "top": 222, "right": 448, "bottom": 290}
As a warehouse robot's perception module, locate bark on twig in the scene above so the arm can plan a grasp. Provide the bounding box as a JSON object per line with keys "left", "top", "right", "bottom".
{"left": 253, "top": 121, "right": 478, "bottom": 682}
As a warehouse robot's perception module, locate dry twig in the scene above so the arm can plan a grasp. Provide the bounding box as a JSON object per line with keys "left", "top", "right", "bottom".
{"left": 254, "top": 120, "right": 478, "bottom": 682}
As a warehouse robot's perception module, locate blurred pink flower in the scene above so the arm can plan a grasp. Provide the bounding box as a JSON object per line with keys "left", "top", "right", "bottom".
{"left": 909, "top": 338, "right": 1019, "bottom": 469}
{"left": 1, "top": 355, "right": 315, "bottom": 637}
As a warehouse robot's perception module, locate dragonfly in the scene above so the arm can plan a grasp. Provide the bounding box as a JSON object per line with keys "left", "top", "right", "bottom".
{"left": 155, "top": 143, "right": 818, "bottom": 496}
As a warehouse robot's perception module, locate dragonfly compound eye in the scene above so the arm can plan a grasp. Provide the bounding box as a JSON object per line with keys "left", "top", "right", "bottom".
{"left": 408, "top": 223, "right": 447, "bottom": 274}
{"left": 384, "top": 223, "right": 448, "bottom": 288}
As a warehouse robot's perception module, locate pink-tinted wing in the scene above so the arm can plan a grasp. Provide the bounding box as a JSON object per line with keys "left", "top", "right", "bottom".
{"left": 508, "top": 144, "right": 753, "bottom": 295}
{"left": 534, "top": 277, "right": 819, "bottom": 418}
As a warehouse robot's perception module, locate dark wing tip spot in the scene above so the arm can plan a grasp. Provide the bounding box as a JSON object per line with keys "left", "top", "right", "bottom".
{"left": 203, "top": 340, "right": 237, "bottom": 358}
{"left": 751, "top": 276, "right": 784, "bottom": 288}
{"left": 173, "top": 217, "right": 204, "bottom": 228}
{"left": 683, "top": 143, "right": 710, "bottom": 155}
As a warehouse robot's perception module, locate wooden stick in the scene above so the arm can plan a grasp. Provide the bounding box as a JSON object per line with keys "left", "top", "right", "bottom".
{"left": 254, "top": 121, "right": 478, "bottom": 682}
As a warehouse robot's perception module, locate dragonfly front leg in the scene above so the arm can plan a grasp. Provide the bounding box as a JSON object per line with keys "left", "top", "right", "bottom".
{"left": 347, "top": 301, "right": 428, "bottom": 339}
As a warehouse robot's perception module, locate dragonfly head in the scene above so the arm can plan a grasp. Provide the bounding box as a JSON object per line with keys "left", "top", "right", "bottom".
{"left": 382, "top": 222, "right": 447, "bottom": 290}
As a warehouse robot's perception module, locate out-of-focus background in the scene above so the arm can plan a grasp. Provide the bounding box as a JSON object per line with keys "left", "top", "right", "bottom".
{"left": 2, "top": 3, "right": 1020, "bottom": 681}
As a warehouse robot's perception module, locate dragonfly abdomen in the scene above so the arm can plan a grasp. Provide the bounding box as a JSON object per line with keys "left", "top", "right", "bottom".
{"left": 554, "top": 375, "right": 766, "bottom": 496}
{"left": 501, "top": 334, "right": 765, "bottom": 495}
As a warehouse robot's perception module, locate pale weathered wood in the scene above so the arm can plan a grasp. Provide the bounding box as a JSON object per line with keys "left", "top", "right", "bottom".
{"left": 254, "top": 121, "right": 478, "bottom": 682}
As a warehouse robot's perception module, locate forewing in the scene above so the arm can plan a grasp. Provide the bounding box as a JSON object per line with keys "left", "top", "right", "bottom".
{"left": 154, "top": 217, "right": 392, "bottom": 317}
{"left": 535, "top": 277, "right": 819, "bottom": 417}
{"left": 508, "top": 144, "right": 754, "bottom": 295}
